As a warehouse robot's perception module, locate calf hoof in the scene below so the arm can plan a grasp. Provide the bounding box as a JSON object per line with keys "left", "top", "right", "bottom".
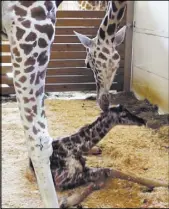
{"left": 86, "top": 146, "right": 102, "bottom": 156}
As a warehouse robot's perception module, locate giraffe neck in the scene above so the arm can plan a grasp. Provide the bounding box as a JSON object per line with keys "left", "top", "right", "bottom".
{"left": 97, "top": 1, "right": 127, "bottom": 44}
{"left": 72, "top": 110, "right": 118, "bottom": 150}
{"left": 52, "top": 108, "right": 119, "bottom": 156}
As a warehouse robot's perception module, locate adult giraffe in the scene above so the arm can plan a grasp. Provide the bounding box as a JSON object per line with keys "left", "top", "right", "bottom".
{"left": 1, "top": 1, "right": 127, "bottom": 208}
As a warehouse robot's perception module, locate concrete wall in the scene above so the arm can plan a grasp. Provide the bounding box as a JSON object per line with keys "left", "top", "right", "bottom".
{"left": 131, "top": 1, "right": 168, "bottom": 114}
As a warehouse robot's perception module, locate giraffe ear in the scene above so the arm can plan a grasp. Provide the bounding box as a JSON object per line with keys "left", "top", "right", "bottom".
{"left": 74, "top": 31, "right": 93, "bottom": 48}
{"left": 113, "top": 26, "right": 127, "bottom": 47}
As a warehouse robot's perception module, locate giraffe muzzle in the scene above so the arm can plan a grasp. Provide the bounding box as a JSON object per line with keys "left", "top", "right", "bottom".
{"left": 98, "top": 93, "right": 110, "bottom": 111}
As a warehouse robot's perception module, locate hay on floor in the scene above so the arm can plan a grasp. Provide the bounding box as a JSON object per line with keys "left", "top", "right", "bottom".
{"left": 2, "top": 99, "right": 169, "bottom": 208}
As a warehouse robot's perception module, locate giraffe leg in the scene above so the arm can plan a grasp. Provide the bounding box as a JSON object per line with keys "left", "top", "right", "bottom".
{"left": 83, "top": 146, "right": 102, "bottom": 156}
{"left": 3, "top": 2, "right": 60, "bottom": 207}
{"left": 28, "top": 138, "right": 60, "bottom": 207}
{"left": 58, "top": 167, "right": 111, "bottom": 207}
{"left": 59, "top": 182, "right": 104, "bottom": 208}
{"left": 58, "top": 166, "right": 169, "bottom": 208}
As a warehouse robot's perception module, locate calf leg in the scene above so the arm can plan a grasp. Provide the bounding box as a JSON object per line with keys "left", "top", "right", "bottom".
{"left": 56, "top": 167, "right": 111, "bottom": 191}
{"left": 58, "top": 166, "right": 169, "bottom": 208}
{"left": 58, "top": 167, "right": 111, "bottom": 207}
{"left": 83, "top": 146, "right": 102, "bottom": 156}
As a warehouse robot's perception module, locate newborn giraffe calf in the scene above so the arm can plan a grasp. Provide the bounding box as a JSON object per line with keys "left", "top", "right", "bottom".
{"left": 29, "top": 105, "right": 167, "bottom": 207}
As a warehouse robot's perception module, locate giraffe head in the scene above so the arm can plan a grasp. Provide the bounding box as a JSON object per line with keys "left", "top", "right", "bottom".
{"left": 74, "top": 1, "right": 127, "bottom": 111}
{"left": 111, "top": 104, "right": 147, "bottom": 126}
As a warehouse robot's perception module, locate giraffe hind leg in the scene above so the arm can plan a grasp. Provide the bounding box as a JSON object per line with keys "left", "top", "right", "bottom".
{"left": 58, "top": 167, "right": 111, "bottom": 207}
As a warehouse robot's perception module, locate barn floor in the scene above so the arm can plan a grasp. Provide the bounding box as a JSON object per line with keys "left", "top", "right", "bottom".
{"left": 2, "top": 92, "right": 169, "bottom": 208}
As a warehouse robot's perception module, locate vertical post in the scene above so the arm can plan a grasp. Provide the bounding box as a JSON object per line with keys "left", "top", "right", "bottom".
{"left": 123, "top": 1, "right": 135, "bottom": 92}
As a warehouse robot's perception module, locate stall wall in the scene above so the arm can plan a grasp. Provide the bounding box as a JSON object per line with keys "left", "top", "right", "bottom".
{"left": 132, "top": 1, "right": 168, "bottom": 113}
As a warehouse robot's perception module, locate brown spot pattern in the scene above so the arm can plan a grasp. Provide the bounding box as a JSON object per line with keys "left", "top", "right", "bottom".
{"left": 18, "top": 17, "right": 25, "bottom": 22}
{"left": 44, "top": 1, "right": 53, "bottom": 11}
{"left": 38, "top": 38, "right": 47, "bottom": 48}
{"left": 37, "top": 51, "right": 48, "bottom": 66}
{"left": 31, "top": 6, "right": 46, "bottom": 20}
{"left": 98, "top": 53, "right": 107, "bottom": 61}
{"left": 14, "top": 5, "right": 27, "bottom": 16}
{"left": 24, "top": 107, "right": 32, "bottom": 113}
{"left": 21, "top": 20, "right": 31, "bottom": 28}
{"left": 32, "top": 105, "right": 37, "bottom": 114}
{"left": 33, "top": 52, "right": 38, "bottom": 57}
{"left": 25, "top": 115, "right": 33, "bottom": 122}
{"left": 102, "top": 47, "right": 110, "bottom": 54}
{"left": 20, "top": 41, "right": 37, "bottom": 55}
{"left": 19, "top": 75, "right": 27, "bottom": 83}
{"left": 30, "top": 73, "right": 36, "bottom": 84}
{"left": 25, "top": 32, "right": 37, "bottom": 42}
{"left": 24, "top": 66, "right": 34, "bottom": 73}
{"left": 13, "top": 47, "right": 20, "bottom": 57}
{"left": 14, "top": 70, "right": 20, "bottom": 77}
{"left": 18, "top": 90, "right": 22, "bottom": 94}
{"left": 24, "top": 56, "right": 36, "bottom": 66}
{"left": 41, "top": 110, "right": 45, "bottom": 117}
{"left": 29, "top": 89, "right": 33, "bottom": 94}
{"left": 16, "top": 27, "right": 25, "bottom": 40}
{"left": 20, "top": 1, "right": 35, "bottom": 7}
{"left": 15, "top": 82, "right": 21, "bottom": 88}
{"left": 35, "top": 24, "right": 54, "bottom": 40}
{"left": 33, "top": 126, "right": 39, "bottom": 135}
{"left": 13, "top": 63, "right": 20, "bottom": 68}
{"left": 36, "top": 86, "right": 44, "bottom": 97}
{"left": 35, "top": 70, "right": 46, "bottom": 85}
{"left": 38, "top": 121, "right": 45, "bottom": 129}
{"left": 23, "top": 97, "right": 35, "bottom": 103}
{"left": 113, "top": 53, "right": 119, "bottom": 60}
{"left": 16, "top": 57, "right": 22, "bottom": 62}
{"left": 107, "top": 23, "right": 116, "bottom": 36}
{"left": 99, "top": 28, "right": 105, "bottom": 40}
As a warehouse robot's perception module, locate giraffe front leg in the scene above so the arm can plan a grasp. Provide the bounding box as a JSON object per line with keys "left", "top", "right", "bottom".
{"left": 26, "top": 133, "right": 60, "bottom": 208}
{"left": 3, "top": 1, "right": 60, "bottom": 206}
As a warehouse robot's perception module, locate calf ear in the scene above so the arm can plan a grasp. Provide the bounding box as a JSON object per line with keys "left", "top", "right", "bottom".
{"left": 113, "top": 25, "right": 126, "bottom": 47}
{"left": 74, "top": 31, "right": 93, "bottom": 48}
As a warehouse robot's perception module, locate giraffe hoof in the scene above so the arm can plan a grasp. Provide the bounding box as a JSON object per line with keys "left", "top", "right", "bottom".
{"left": 89, "top": 146, "right": 102, "bottom": 155}
{"left": 60, "top": 197, "right": 68, "bottom": 208}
